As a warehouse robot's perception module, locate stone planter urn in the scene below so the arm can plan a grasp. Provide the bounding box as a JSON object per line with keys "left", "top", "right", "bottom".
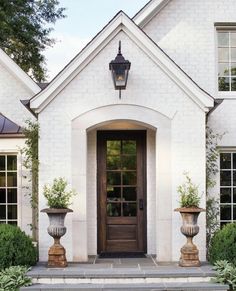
{"left": 174, "top": 207, "right": 205, "bottom": 267}
{"left": 41, "top": 208, "right": 73, "bottom": 267}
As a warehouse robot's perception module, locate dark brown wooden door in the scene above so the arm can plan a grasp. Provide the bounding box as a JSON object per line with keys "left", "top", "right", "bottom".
{"left": 97, "top": 131, "right": 146, "bottom": 254}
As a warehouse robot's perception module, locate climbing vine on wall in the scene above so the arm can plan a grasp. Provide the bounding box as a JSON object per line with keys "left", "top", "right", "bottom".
{"left": 206, "top": 126, "right": 224, "bottom": 256}
{"left": 21, "top": 119, "right": 39, "bottom": 242}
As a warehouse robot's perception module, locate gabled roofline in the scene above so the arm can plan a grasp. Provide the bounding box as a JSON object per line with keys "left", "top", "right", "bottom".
{"left": 30, "top": 11, "right": 214, "bottom": 113}
{"left": 133, "top": 0, "right": 171, "bottom": 28}
{"left": 0, "top": 48, "right": 41, "bottom": 94}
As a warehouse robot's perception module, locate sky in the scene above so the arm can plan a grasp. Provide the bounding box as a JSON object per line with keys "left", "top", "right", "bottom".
{"left": 44, "top": 0, "right": 149, "bottom": 81}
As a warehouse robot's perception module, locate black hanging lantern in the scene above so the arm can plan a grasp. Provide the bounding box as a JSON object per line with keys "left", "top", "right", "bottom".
{"left": 109, "top": 41, "right": 131, "bottom": 91}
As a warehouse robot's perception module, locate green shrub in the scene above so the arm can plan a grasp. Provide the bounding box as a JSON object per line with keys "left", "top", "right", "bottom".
{"left": 0, "top": 266, "right": 32, "bottom": 291}
{"left": 0, "top": 224, "right": 37, "bottom": 270}
{"left": 213, "top": 260, "right": 236, "bottom": 291}
{"left": 209, "top": 223, "right": 236, "bottom": 266}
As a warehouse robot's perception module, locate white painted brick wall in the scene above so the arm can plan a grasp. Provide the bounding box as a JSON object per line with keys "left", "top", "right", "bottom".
{"left": 143, "top": 0, "right": 236, "bottom": 97}
{"left": 0, "top": 62, "right": 35, "bottom": 236}
{"left": 38, "top": 31, "right": 207, "bottom": 262}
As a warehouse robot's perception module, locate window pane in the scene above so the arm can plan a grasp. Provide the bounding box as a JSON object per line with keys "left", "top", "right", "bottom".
{"left": 234, "top": 188, "right": 236, "bottom": 203}
{"left": 234, "top": 171, "right": 236, "bottom": 186}
{"left": 0, "top": 205, "right": 6, "bottom": 219}
{"left": 8, "top": 221, "right": 17, "bottom": 225}
{"left": 218, "top": 32, "right": 229, "bottom": 47}
{"left": 219, "top": 77, "right": 230, "bottom": 91}
{"left": 220, "top": 188, "right": 231, "bottom": 203}
{"left": 107, "top": 172, "right": 121, "bottom": 185}
{"left": 220, "top": 171, "right": 231, "bottom": 186}
{"left": 231, "top": 48, "right": 236, "bottom": 62}
{"left": 218, "top": 63, "right": 230, "bottom": 76}
{"left": 0, "top": 189, "right": 6, "bottom": 203}
{"left": 107, "top": 187, "right": 121, "bottom": 201}
{"left": 0, "top": 173, "right": 6, "bottom": 187}
{"left": 220, "top": 205, "right": 231, "bottom": 220}
{"left": 231, "top": 78, "right": 236, "bottom": 91}
{"left": 107, "top": 141, "right": 121, "bottom": 155}
{"left": 8, "top": 205, "right": 17, "bottom": 219}
{"left": 122, "top": 155, "right": 136, "bottom": 170}
{"left": 7, "top": 189, "right": 17, "bottom": 203}
{"left": 122, "top": 141, "right": 136, "bottom": 155}
{"left": 123, "top": 203, "right": 137, "bottom": 216}
{"left": 107, "top": 203, "right": 121, "bottom": 217}
{"left": 233, "top": 154, "right": 236, "bottom": 169}
{"left": 7, "top": 172, "right": 17, "bottom": 187}
{"left": 218, "top": 48, "right": 229, "bottom": 62}
{"left": 221, "top": 153, "right": 231, "bottom": 169}
{"left": 107, "top": 156, "right": 121, "bottom": 170}
{"left": 123, "top": 172, "right": 137, "bottom": 185}
{"left": 0, "top": 156, "right": 5, "bottom": 171}
{"left": 123, "top": 187, "right": 137, "bottom": 201}
{"left": 231, "top": 63, "right": 236, "bottom": 76}
{"left": 231, "top": 32, "right": 236, "bottom": 46}
{"left": 234, "top": 206, "right": 236, "bottom": 220}
{"left": 7, "top": 156, "right": 17, "bottom": 171}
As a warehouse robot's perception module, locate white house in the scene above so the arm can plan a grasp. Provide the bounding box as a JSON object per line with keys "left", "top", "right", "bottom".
{"left": 1, "top": 0, "right": 236, "bottom": 263}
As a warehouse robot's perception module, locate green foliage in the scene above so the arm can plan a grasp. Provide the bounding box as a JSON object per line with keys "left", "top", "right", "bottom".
{"left": 0, "top": 0, "right": 66, "bottom": 81}
{"left": 43, "top": 177, "right": 75, "bottom": 208}
{"left": 177, "top": 173, "right": 201, "bottom": 208}
{"left": 206, "top": 126, "right": 224, "bottom": 256}
{"left": 213, "top": 260, "right": 236, "bottom": 291}
{"left": 0, "top": 224, "right": 37, "bottom": 270}
{"left": 209, "top": 223, "right": 236, "bottom": 266}
{"left": 21, "top": 119, "right": 39, "bottom": 242}
{"left": 0, "top": 266, "right": 32, "bottom": 291}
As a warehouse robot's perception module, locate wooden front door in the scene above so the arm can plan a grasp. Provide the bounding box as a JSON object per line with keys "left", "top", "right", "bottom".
{"left": 97, "top": 131, "right": 146, "bottom": 254}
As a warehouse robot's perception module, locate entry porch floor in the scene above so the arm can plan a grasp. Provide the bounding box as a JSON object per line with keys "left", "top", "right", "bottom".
{"left": 20, "top": 256, "right": 229, "bottom": 290}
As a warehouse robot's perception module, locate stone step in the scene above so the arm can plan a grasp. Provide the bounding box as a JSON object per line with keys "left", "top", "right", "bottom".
{"left": 20, "top": 282, "right": 229, "bottom": 291}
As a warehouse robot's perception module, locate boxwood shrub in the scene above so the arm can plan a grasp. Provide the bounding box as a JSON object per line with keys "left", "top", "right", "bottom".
{"left": 209, "top": 223, "right": 236, "bottom": 266}
{"left": 0, "top": 224, "right": 37, "bottom": 269}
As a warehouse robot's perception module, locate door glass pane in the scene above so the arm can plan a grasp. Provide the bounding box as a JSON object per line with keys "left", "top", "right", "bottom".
{"left": 7, "top": 172, "right": 17, "bottom": 187}
{"left": 123, "top": 203, "right": 137, "bottom": 216}
{"left": 122, "top": 155, "right": 136, "bottom": 170}
{"left": 0, "top": 173, "right": 6, "bottom": 187}
{"left": 107, "top": 203, "right": 121, "bottom": 217}
{"left": 7, "top": 189, "right": 17, "bottom": 203}
{"left": 107, "top": 172, "right": 121, "bottom": 185}
{"left": 123, "top": 172, "right": 137, "bottom": 185}
{"left": 220, "top": 171, "right": 231, "bottom": 186}
{"left": 0, "top": 156, "right": 5, "bottom": 171}
{"left": 122, "top": 141, "right": 136, "bottom": 154}
{"left": 107, "top": 141, "right": 121, "bottom": 155}
{"left": 221, "top": 153, "right": 231, "bottom": 169}
{"left": 220, "top": 205, "right": 231, "bottom": 220}
{"left": 218, "top": 32, "right": 229, "bottom": 47}
{"left": 7, "top": 156, "right": 17, "bottom": 171}
{"left": 107, "top": 156, "right": 121, "bottom": 170}
{"left": 0, "top": 189, "right": 6, "bottom": 203}
{"left": 107, "top": 186, "right": 121, "bottom": 201}
{"left": 123, "top": 187, "right": 137, "bottom": 201}
{"left": 8, "top": 205, "right": 17, "bottom": 219}
{"left": 220, "top": 188, "right": 231, "bottom": 203}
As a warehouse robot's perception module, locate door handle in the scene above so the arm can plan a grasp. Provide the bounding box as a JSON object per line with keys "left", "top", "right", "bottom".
{"left": 139, "top": 199, "right": 144, "bottom": 210}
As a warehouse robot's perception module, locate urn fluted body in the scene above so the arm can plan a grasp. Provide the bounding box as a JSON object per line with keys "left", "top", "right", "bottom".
{"left": 41, "top": 208, "right": 73, "bottom": 267}
{"left": 175, "top": 208, "right": 205, "bottom": 267}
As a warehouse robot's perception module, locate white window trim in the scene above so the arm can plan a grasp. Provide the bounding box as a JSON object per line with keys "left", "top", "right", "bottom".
{"left": 216, "top": 25, "right": 236, "bottom": 98}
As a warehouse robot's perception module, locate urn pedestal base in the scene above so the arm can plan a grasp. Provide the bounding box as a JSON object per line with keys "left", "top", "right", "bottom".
{"left": 48, "top": 243, "right": 67, "bottom": 268}
{"left": 179, "top": 243, "right": 200, "bottom": 267}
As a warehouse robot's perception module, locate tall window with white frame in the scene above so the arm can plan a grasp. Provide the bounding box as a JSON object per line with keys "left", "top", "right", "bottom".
{"left": 220, "top": 152, "right": 236, "bottom": 227}
{"left": 218, "top": 30, "right": 236, "bottom": 91}
{"left": 0, "top": 155, "right": 17, "bottom": 225}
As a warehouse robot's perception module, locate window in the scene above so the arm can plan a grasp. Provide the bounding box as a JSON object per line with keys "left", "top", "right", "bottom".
{"left": 220, "top": 152, "right": 236, "bottom": 227}
{"left": 218, "top": 30, "right": 236, "bottom": 91}
{"left": 0, "top": 155, "right": 17, "bottom": 225}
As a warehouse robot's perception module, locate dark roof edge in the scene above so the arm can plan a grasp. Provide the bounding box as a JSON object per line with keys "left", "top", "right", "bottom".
{"left": 21, "top": 100, "right": 37, "bottom": 118}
